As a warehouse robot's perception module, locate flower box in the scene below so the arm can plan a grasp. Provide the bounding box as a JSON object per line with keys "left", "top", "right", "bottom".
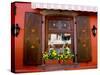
{"left": 63, "top": 59, "right": 73, "bottom": 65}
{"left": 45, "top": 59, "right": 58, "bottom": 65}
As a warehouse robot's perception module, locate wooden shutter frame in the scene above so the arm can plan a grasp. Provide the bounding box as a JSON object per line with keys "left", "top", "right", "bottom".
{"left": 76, "top": 15, "right": 92, "bottom": 62}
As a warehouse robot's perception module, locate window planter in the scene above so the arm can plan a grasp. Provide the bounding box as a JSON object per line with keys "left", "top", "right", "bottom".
{"left": 63, "top": 59, "right": 73, "bottom": 65}
{"left": 43, "top": 48, "right": 74, "bottom": 65}
{"left": 45, "top": 59, "right": 59, "bottom": 65}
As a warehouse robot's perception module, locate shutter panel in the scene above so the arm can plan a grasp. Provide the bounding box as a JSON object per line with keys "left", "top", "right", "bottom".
{"left": 76, "top": 16, "right": 92, "bottom": 62}
{"left": 24, "top": 12, "right": 42, "bottom": 65}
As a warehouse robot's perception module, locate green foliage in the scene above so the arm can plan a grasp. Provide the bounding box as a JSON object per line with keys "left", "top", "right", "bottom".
{"left": 42, "top": 48, "right": 74, "bottom": 61}
{"left": 63, "top": 48, "right": 74, "bottom": 60}
{"left": 58, "top": 54, "right": 64, "bottom": 60}
{"left": 48, "top": 49, "right": 58, "bottom": 59}
{"left": 43, "top": 52, "right": 49, "bottom": 61}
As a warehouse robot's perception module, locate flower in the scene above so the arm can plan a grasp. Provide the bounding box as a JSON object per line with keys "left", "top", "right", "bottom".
{"left": 48, "top": 49, "right": 58, "bottom": 59}
{"left": 43, "top": 52, "right": 49, "bottom": 61}
{"left": 63, "top": 48, "right": 74, "bottom": 60}
{"left": 42, "top": 47, "right": 74, "bottom": 63}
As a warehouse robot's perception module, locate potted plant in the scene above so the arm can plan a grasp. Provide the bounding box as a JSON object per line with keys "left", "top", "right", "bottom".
{"left": 57, "top": 53, "right": 64, "bottom": 64}
{"left": 48, "top": 49, "right": 58, "bottom": 64}
{"left": 63, "top": 48, "right": 74, "bottom": 64}
{"left": 42, "top": 44, "right": 74, "bottom": 65}
{"left": 43, "top": 49, "right": 58, "bottom": 64}
{"left": 43, "top": 52, "right": 49, "bottom": 64}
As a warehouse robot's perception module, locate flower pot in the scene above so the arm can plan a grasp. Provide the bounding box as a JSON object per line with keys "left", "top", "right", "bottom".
{"left": 58, "top": 60, "right": 63, "bottom": 64}
{"left": 45, "top": 59, "right": 58, "bottom": 65}
{"left": 63, "top": 59, "right": 73, "bottom": 65}
{"left": 52, "top": 59, "right": 58, "bottom": 64}
{"left": 66, "top": 59, "right": 73, "bottom": 64}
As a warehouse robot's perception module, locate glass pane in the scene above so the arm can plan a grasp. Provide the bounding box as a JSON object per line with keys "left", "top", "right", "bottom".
{"left": 48, "top": 33, "right": 71, "bottom": 54}
{"left": 48, "top": 20, "right": 71, "bottom": 30}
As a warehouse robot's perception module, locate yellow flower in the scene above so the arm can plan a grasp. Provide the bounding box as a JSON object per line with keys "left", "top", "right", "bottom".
{"left": 52, "top": 52, "right": 57, "bottom": 56}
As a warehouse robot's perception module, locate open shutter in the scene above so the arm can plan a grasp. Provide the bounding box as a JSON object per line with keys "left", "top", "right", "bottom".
{"left": 76, "top": 16, "right": 92, "bottom": 62}
{"left": 24, "top": 12, "right": 42, "bottom": 65}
